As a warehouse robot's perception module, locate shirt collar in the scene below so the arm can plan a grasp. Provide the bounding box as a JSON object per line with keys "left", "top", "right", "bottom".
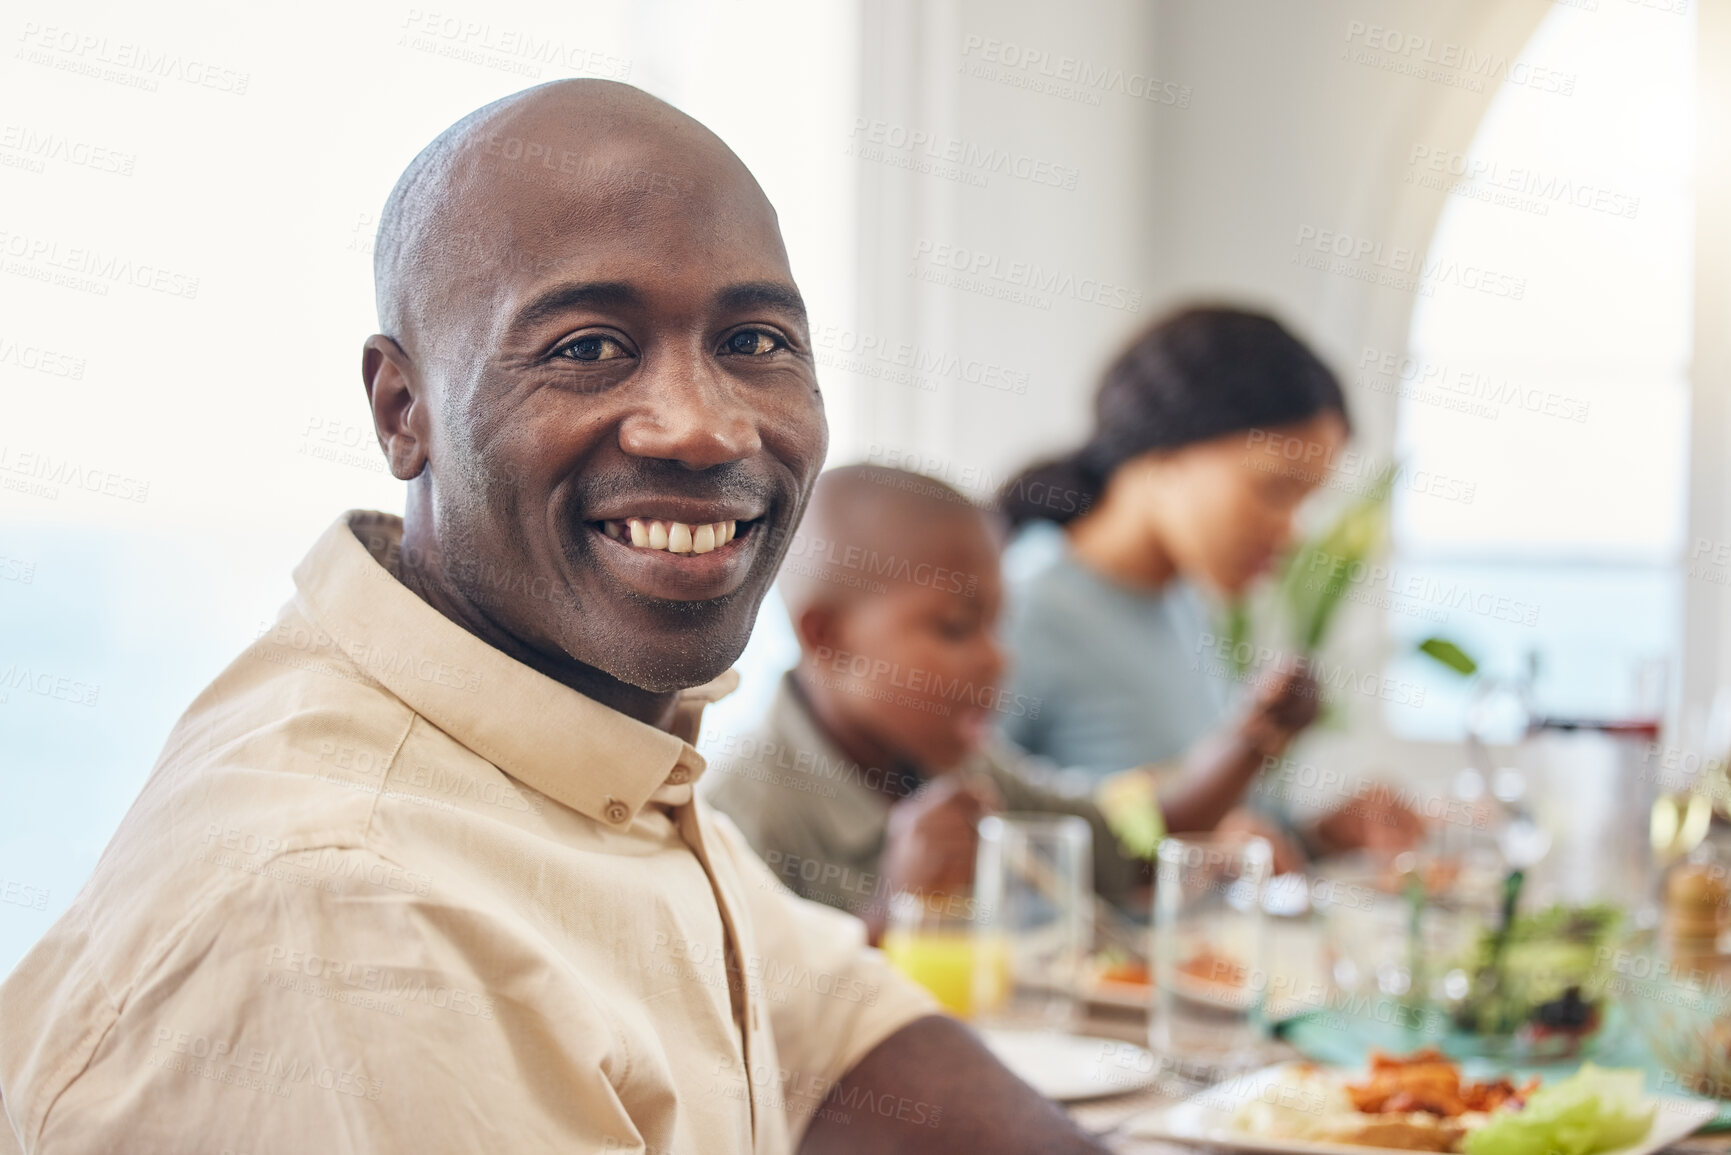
{"left": 292, "top": 510, "right": 736, "bottom": 828}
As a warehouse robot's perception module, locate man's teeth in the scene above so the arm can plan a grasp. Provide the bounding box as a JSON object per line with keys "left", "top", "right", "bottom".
{"left": 603, "top": 518, "right": 739, "bottom": 555}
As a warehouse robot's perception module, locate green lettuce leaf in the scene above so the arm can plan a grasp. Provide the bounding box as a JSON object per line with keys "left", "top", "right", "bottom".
{"left": 1465, "top": 1065, "right": 1655, "bottom": 1155}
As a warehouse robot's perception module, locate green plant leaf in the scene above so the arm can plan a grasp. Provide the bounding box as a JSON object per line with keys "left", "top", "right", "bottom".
{"left": 1418, "top": 636, "right": 1479, "bottom": 676}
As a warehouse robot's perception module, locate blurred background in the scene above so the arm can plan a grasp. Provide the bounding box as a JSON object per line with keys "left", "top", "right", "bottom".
{"left": 0, "top": 0, "right": 1724, "bottom": 975}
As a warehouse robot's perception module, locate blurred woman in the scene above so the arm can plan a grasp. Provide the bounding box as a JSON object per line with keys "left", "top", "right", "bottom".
{"left": 997, "top": 305, "right": 1420, "bottom": 863}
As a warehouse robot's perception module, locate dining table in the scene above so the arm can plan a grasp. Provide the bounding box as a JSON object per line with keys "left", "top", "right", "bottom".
{"left": 1053, "top": 1000, "right": 1731, "bottom": 1155}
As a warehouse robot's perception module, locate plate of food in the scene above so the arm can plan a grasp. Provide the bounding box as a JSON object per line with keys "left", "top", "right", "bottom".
{"left": 1125, "top": 1050, "right": 1716, "bottom": 1155}
{"left": 976, "top": 1028, "right": 1159, "bottom": 1102}
{"left": 1085, "top": 951, "right": 1154, "bottom": 1009}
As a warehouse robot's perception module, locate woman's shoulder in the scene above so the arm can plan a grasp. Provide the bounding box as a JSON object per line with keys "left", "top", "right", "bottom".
{"left": 1001, "top": 522, "right": 1164, "bottom": 629}
{"left": 1002, "top": 521, "right": 1094, "bottom": 602}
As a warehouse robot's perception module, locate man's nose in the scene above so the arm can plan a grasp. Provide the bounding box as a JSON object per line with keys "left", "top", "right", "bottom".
{"left": 618, "top": 352, "right": 763, "bottom": 468}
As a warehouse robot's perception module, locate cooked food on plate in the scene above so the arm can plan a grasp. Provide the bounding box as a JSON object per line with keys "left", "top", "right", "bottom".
{"left": 1232, "top": 1052, "right": 1654, "bottom": 1155}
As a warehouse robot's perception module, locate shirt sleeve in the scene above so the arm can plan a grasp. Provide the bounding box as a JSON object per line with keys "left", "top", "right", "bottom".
{"left": 28, "top": 848, "right": 643, "bottom": 1155}
{"left": 704, "top": 813, "right": 941, "bottom": 1146}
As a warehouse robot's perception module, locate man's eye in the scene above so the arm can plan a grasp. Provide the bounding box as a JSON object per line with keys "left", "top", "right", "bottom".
{"left": 558, "top": 335, "right": 632, "bottom": 362}
{"left": 724, "top": 330, "right": 784, "bottom": 356}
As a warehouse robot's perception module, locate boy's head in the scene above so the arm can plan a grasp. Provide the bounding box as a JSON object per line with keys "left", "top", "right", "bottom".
{"left": 779, "top": 465, "right": 1006, "bottom": 772}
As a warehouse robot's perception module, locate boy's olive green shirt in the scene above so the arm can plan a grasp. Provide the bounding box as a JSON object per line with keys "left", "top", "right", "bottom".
{"left": 0, "top": 511, "right": 936, "bottom": 1154}
{"left": 700, "top": 673, "right": 1144, "bottom": 918}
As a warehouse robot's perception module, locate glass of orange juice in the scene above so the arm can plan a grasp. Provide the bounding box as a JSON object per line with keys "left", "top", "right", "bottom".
{"left": 881, "top": 891, "right": 989, "bottom": 1016}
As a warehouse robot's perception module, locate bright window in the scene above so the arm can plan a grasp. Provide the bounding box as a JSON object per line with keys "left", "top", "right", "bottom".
{"left": 1383, "top": 2, "right": 1696, "bottom": 738}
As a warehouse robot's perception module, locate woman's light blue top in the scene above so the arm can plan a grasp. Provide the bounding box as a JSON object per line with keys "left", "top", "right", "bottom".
{"left": 998, "top": 520, "right": 1235, "bottom": 778}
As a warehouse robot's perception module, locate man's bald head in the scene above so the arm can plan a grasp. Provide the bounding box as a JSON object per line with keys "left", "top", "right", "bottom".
{"left": 779, "top": 465, "right": 996, "bottom": 621}
{"left": 373, "top": 79, "right": 779, "bottom": 363}
{"left": 361, "top": 81, "right": 826, "bottom": 712}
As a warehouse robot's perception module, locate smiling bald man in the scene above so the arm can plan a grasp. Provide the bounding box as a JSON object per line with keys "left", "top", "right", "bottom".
{"left": 0, "top": 83, "right": 1109, "bottom": 1154}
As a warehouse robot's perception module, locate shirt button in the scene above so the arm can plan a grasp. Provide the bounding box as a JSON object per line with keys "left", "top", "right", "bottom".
{"left": 667, "top": 766, "right": 691, "bottom": 785}
{"left": 604, "top": 799, "right": 629, "bottom": 824}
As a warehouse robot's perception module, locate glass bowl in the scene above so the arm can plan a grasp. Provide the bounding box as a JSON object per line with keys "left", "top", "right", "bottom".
{"left": 1616, "top": 930, "right": 1731, "bottom": 1099}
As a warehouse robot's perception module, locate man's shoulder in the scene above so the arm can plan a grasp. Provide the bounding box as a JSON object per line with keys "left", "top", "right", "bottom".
{"left": 0, "top": 612, "right": 428, "bottom": 1065}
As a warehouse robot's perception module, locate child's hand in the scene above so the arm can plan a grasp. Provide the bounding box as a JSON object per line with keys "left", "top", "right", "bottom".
{"left": 880, "top": 774, "right": 1004, "bottom": 897}
{"left": 1312, "top": 783, "right": 1425, "bottom": 857}
{"left": 1215, "top": 808, "right": 1307, "bottom": 876}
{"left": 1242, "top": 664, "right": 1321, "bottom": 755}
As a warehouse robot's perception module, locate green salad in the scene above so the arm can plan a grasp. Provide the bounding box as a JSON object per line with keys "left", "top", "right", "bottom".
{"left": 1452, "top": 904, "right": 1622, "bottom": 1040}
{"left": 1465, "top": 1065, "right": 1655, "bottom": 1155}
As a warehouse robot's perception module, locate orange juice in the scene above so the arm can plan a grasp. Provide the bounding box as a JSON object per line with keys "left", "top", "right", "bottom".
{"left": 881, "top": 930, "right": 1010, "bottom": 1018}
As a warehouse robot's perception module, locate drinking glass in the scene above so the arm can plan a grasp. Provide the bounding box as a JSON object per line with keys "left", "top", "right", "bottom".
{"left": 970, "top": 813, "right": 1092, "bottom": 1030}
{"left": 881, "top": 890, "right": 982, "bottom": 1017}
{"left": 1151, "top": 834, "right": 1272, "bottom": 1083}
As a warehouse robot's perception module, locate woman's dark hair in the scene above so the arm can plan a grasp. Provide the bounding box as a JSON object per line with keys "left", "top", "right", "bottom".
{"left": 998, "top": 305, "right": 1350, "bottom": 528}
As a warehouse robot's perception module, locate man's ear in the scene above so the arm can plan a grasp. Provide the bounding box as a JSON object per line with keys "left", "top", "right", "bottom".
{"left": 361, "top": 334, "right": 430, "bottom": 481}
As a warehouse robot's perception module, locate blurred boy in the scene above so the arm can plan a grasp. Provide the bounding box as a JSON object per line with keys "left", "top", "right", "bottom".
{"left": 705, "top": 465, "right": 1321, "bottom": 941}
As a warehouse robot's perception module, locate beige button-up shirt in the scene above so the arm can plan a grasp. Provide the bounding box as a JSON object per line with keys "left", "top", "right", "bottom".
{"left": 0, "top": 511, "right": 937, "bottom": 1154}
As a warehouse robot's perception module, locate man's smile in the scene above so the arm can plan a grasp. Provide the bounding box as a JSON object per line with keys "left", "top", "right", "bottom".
{"left": 583, "top": 509, "right": 766, "bottom": 601}
{"left": 602, "top": 517, "right": 740, "bottom": 554}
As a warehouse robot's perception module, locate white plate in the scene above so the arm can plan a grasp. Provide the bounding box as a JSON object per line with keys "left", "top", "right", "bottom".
{"left": 1125, "top": 1062, "right": 1718, "bottom": 1155}
{"left": 977, "top": 1027, "right": 1160, "bottom": 1102}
